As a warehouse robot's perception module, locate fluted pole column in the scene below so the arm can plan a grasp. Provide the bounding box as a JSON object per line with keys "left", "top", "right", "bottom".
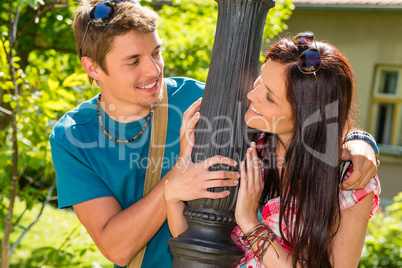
{"left": 168, "top": 1, "right": 275, "bottom": 267}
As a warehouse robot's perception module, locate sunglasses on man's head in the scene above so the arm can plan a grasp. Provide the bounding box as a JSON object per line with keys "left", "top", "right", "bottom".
{"left": 291, "top": 31, "right": 321, "bottom": 77}
{"left": 79, "top": 0, "right": 141, "bottom": 58}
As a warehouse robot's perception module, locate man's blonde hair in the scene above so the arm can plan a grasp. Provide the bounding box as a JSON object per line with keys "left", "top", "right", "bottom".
{"left": 73, "top": 0, "right": 159, "bottom": 84}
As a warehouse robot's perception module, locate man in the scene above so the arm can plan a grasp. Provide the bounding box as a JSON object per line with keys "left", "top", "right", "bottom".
{"left": 50, "top": 1, "right": 378, "bottom": 267}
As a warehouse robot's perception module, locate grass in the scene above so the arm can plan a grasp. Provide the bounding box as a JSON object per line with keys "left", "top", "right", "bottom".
{"left": 1, "top": 198, "right": 113, "bottom": 268}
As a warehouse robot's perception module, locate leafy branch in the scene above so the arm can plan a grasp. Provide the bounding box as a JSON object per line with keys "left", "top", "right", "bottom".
{"left": 10, "top": 181, "right": 56, "bottom": 255}
{"left": 15, "top": 3, "right": 73, "bottom": 48}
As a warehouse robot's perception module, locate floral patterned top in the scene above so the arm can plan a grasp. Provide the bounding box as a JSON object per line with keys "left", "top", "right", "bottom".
{"left": 232, "top": 154, "right": 381, "bottom": 268}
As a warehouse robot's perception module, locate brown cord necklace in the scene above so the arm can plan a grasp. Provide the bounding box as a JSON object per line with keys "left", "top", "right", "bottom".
{"left": 97, "top": 94, "right": 153, "bottom": 143}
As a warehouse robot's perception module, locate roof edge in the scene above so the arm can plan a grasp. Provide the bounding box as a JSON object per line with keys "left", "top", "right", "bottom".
{"left": 294, "top": 4, "right": 402, "bottom": 11}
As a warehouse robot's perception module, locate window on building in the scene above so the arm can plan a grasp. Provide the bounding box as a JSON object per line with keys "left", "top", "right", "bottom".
{"left": 370, "top": 66, "right": 402, "bottom": 155}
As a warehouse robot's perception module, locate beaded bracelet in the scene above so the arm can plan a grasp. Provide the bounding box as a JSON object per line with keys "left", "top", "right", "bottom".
{"left": 345, "top": 130, "right": 380, "bottom": 160}
{"left": 241, "top": 223, "right": 280, "bottom": 261}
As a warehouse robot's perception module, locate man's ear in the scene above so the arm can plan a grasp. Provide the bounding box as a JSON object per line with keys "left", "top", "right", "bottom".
{"left": 81, "top": 56, "right": 101, "bottom": 81}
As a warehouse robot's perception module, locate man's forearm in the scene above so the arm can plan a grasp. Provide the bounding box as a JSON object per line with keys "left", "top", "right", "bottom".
{"left": 103, "top": 180, "right": 167, "bottom": 262}
{"left": 74, "top": 169, "right": 174, "bottom": 266}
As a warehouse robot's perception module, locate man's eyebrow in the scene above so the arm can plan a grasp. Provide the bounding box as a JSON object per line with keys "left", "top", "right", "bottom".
{"left": 123, "top": 45, "right": 162, "bottom": 61}
{"left": 123, "top": 54, "right": 140, "bottom": 61}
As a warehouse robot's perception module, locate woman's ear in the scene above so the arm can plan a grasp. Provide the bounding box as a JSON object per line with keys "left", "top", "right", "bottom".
{"left": 81, "top": 56, "right": 101, "bottom": 81}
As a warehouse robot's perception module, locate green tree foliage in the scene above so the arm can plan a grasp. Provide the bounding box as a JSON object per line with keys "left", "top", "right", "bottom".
{"left": 0, "top": 0, "right": 85, "bottom": 199}
{"left": 359, "top": 193, "right": 402, "bottom": 268}
{"left": 0, "top": 1, "right": 94, "bottom": 267}
{"left": 155, "top": 0, "right": 294, "bottom": 81}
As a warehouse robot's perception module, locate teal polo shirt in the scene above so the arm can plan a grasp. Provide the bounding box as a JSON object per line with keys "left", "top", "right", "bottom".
{"left": 50, "top": 77, "right": 205, "bottom": 268}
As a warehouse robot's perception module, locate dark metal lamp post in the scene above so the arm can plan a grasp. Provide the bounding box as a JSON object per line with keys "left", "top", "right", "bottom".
{"left": 168, "top": 0, "right": 275, "bottom": 267}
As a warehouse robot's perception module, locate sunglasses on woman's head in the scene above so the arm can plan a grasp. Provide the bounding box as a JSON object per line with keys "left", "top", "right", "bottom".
{"left": 79, "top": 0, "right": 141, "bottom": 58}
{"left": 291, "top": 31, "right": 321, "bottom": 77}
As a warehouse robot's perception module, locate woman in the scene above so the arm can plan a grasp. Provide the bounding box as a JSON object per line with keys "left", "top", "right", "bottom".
{"left": 164, "top": 32, "right": 380, "bottom": 268}
{"left": 233, "top": 32, "right": 380, "bottom": 267}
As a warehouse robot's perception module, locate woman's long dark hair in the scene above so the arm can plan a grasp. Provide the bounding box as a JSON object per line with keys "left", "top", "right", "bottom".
{"left": 258, "top": 38, "right": 355, "bottom": 267}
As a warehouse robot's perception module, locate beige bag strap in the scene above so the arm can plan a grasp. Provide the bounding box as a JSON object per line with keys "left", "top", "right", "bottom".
{"left": 127, "top": 79, "right": 168, "bottom": 268}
